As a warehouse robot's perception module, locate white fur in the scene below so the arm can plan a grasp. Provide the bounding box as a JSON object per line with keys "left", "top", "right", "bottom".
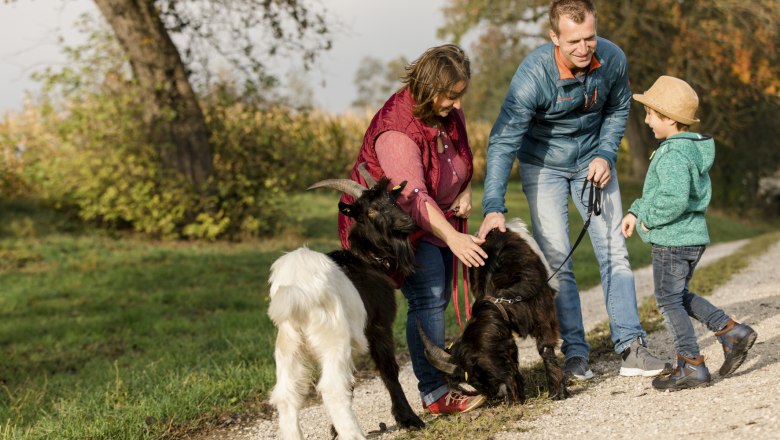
{"left": 505, "top": 218, "right": 560, "bottom": 291}
{"left": 268, "top": 247, "right": 368, "bottom": 440}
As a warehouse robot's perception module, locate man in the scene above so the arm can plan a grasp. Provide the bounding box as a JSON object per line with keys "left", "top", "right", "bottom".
{"left": 477, "top": 0, "right": 670, "bottom": 380}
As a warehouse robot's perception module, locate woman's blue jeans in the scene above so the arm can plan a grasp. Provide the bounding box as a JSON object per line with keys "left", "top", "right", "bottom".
{"left": 401, "top": 241, "right": 452, "bottom": 406}
{"left": 520, "top": 162, "right": 644, "bottom": 360}
{"left": 651, "top": 245, "right": 730, "bottom": 359}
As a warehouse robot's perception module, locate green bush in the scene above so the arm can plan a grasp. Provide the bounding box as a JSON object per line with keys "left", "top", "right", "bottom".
{"left": 0, "top": 88, "right": 373, "bottom": 240}
{"left": 7, "top": 91, "right": 197, "bottom": 239}
{"left": 196, "top": 98, "right": 369, "bottom": 239}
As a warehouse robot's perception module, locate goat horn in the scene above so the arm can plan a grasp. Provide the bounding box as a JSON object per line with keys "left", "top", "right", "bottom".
{"left": 416, "top": 319, "right": 457, "bottom": 375}
{"left": 307, "top": 179, "right": 366, "bottom": 198}
{"left": 357, "top": 162, "right": 377, "bottom": 187}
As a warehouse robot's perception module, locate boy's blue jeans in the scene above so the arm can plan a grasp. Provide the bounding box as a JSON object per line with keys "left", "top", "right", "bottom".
{"left": 651, "top": 244, "right": 730, "bottom": 359}
{"left": 520, "top": 162, "right": 644, "bottom": 360}
{"left": 400, "top": 241, "right": 452, "bottom": 406}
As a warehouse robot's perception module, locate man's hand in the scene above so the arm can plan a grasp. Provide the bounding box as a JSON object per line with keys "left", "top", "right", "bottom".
{"left": 477, "top": 212, "right": 506, "bottom": 239}
{"left": 587, "top": 157, "right": 611, "bottom": 188}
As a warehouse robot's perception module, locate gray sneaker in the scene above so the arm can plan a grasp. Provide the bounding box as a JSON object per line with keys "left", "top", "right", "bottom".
{"left": 620, "top": 336, "right": 672, "bottom": 377}
{"left": 564, "top": 356, "right": 594, "bottom": 380}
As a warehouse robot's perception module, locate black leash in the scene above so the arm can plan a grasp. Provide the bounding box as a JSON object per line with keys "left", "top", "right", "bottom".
{"left": 547, "top": 179, "right": 602, "bottom": 283}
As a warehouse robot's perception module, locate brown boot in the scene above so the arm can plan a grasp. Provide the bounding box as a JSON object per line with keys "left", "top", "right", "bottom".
{"left": 651, "top": 354, "right": 711, "bottom": 391}
{"left": 715, "top": 319, "right": 758, "bottom": 377}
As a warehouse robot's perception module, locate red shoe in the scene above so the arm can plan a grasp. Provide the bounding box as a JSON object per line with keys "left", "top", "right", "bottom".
{"left": 424, "top": 389, "right": 486, "bottom": 415}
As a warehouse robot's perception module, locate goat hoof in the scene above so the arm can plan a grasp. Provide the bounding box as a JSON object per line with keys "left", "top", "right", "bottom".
{"left": 552, "top": 386, "right": 571, "bottom": 400}
{"left": 400, "top": 416, "right": 425, "bottom": 430}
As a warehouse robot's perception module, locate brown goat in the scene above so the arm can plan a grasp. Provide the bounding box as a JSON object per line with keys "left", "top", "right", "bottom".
{"left": 421, "top": 218, "right": 569, "bottom": 402}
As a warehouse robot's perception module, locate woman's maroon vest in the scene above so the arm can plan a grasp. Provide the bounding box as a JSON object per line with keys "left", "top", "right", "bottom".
{"left": 337, "top": 87, "right": 473, "bottom": 249}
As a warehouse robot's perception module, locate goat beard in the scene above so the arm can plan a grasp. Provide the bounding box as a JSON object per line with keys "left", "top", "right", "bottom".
{"left": 349, "top": 232, "right": 416, "bottom": 277}
{"left": 390, "top": 237, "right": 416, "bottom": 276}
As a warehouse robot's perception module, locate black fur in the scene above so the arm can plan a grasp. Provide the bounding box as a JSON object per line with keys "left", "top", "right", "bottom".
{"left": 444, "top": 226, "right": 569, "bottom": 402}
{"left": 328, "top": 178, "right": 424, "bottom": 430}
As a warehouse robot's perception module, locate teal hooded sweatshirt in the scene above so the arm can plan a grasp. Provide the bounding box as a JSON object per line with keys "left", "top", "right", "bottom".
{"left": 628, "top": 132, "right": 715, "bottom": 246}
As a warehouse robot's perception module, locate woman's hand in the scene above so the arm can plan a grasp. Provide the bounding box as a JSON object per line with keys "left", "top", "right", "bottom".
{"left": 448, "top": 183, "right": 473, "bottom": 218}
{"left": 446, "top": 231, "right": 487, "bottom": 267}
{"left": 425, "top": 199, "right": 487, "bottom": 267}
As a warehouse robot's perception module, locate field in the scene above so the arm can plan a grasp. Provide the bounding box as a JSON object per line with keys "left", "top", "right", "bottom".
{"left": 0, "top": 182, "right": 775, "bottom": 439}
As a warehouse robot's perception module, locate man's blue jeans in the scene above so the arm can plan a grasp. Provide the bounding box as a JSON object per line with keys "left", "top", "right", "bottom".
{"left": 651, "top": 245, "right": 730, "bottom": 359}
{"left": 401, "top": 241, "right": 452, "bottom": 406}
{"left": 520, "top": 162, "right": 644, "bottom": 360}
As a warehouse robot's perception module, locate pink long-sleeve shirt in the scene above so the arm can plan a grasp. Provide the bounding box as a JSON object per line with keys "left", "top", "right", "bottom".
{"left": 375, "top": 130, "right": 469, "bottom": 247}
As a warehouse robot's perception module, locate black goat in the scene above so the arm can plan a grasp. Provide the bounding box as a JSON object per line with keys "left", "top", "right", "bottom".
{"left": 421, "top": 219, "right": 569, "bottom": 403}
{"left": 268, "top": 178, "right": 424, "bottom": 440}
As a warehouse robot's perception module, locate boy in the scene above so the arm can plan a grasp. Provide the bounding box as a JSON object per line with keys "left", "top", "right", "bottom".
{"left": 621, "top": 75, "right": 758, "bottom": 391}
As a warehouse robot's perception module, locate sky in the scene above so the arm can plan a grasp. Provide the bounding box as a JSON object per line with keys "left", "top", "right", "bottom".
{"left": 0, "top": 0, "right": 450, "bottom": 116}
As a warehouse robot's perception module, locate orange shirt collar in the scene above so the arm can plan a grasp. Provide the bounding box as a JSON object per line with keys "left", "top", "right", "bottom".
{"left": 554, "top": 46, "right": 602, "bottom": 80}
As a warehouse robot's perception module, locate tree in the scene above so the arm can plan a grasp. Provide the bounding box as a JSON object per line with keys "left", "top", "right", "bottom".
{"left": 439, "top": 0, "right": 547, "bottom": 124}
{"left": 439, "top": 0, "right": 780, "bottom": 183}
{"left": 453, "top": 22, "right": 537, "bottom": 124}
{"left": 90, "top": 0, "right": 332, "bottom": 187}
{"left": 351, "top": 55, "right": 407, "bottom": 110}
{"left": 596, "top": 0, "right": 780, "bottom": 180}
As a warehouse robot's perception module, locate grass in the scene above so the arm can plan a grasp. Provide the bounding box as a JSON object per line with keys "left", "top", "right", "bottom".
{"left": 1, "top": 201, "right": 285, "bottom": 439}
{"left": 0, "top": 183, "right": 777, "bottom": 439}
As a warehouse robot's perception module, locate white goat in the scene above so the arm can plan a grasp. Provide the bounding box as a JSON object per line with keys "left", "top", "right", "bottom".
{"left": 268, "top": 247, "right": 368, "bottom": 440}
{"left": 266, "top": 178, "right": 422, "bottom": 440}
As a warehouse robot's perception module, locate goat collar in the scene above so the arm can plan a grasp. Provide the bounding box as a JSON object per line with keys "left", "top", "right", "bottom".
{"left": 486, "top": 294, "right": 528, "bottom": 305}
{"left": 483, "top": 294, "right": 533, "bottom": 322}
{"left": 483, "top": 296, "right": 511, "bottom": 322}
{"left": 367, "top": 251, "right": 391, "bottom": 270}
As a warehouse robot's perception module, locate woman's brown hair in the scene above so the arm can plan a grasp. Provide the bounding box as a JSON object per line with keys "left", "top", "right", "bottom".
{"left": 401, "top": 44, "right": 470, "bottom": 123}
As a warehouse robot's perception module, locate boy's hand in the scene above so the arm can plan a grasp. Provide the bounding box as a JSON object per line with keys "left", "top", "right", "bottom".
{"left": 621, "top": 213, "right": 636, "bottom": 238}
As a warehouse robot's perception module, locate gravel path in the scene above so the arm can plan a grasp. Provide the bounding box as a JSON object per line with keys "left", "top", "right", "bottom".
{"left": 222, "top": 239, "right": 780, "bottom": 439}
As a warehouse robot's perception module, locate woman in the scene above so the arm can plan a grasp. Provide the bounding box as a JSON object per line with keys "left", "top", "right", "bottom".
{"left": 338, "top": 44, "right": 487, "bottom": 415}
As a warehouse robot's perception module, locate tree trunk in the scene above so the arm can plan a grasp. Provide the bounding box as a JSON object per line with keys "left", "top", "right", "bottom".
{"left": 623, "top": 104, "right": 652, "bottom": 182}
{"left": 94, "top": 0, "right": 213, "bottom": 186}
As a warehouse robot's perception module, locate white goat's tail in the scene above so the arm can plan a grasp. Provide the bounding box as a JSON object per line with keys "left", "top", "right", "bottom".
{"left": 505, "top": 218, "right": 559, "bottom": 291}
{"left": 268, "top": 246, "right": 368, "bottom": 352}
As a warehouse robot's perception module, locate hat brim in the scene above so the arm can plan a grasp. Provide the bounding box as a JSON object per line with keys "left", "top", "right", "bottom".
{"left": 633, "top": 93, "right": 700, "bottom": 126}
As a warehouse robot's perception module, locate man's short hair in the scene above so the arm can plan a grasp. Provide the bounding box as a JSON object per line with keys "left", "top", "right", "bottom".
{"left": 549, "top": 0, "right": 596, "bottom": 34}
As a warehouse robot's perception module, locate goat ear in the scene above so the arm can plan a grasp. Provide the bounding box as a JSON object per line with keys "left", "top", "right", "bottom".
{"left": 390, "top": 181, "right": 407, "bottom": 199}
{"left": 339, "top": 202, "right": 360, "bottom": 218}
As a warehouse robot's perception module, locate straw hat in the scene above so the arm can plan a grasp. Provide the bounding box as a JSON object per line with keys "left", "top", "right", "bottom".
{"left": 633, "top": 75, "right": 700, "bottom": 125}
